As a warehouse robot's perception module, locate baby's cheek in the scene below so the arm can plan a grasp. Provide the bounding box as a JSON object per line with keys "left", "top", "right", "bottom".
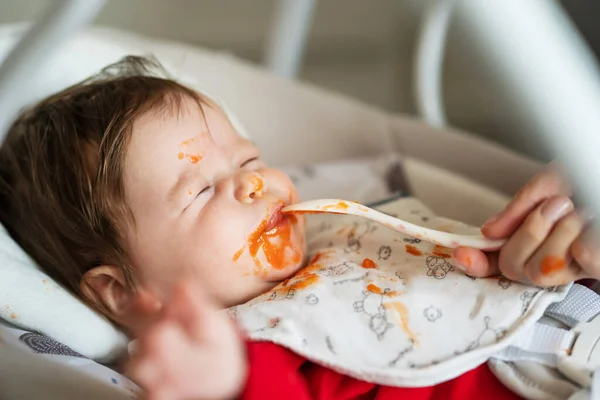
{"left": 265, "top": 168, "right": 299, "bottom": 204}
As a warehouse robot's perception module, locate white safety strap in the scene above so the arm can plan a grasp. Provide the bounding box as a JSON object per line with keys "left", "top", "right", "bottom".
{"left": 494, "top": 284, "right": 600, "bottom": 398}
{"left": 495, "top": 323, "right": 575, "bottom": 366}
{"left": 545, "top": 285, "right": 600, "bottom": 328}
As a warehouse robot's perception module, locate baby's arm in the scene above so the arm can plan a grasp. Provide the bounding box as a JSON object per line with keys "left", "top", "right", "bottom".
{"left": 126, "top": 282, "right": 247, "bottom": 400}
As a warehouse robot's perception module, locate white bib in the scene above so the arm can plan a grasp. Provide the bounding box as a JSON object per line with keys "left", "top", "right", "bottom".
{"left": 230, "top": 198, "right": 569, "bottom": 387}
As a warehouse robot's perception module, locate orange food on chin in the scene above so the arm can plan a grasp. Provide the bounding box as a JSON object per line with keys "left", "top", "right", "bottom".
{"left": 234, "top": 210, "right": 302, "bottom": 275}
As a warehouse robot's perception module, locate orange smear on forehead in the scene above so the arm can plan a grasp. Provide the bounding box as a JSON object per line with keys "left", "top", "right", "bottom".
{"left": 541, "top": 256, "right": 566, "bottom": 275}
{"left": 177, "top": 134, "right": 204, "bottom": 164}
{"left": 432, "top": 245, "right": 452, "bottom": 258}
{"left": 180, "top": 137, "right": 196, "bottom": 147}
{"left": 362, "top": 258, "right": 377, "bottom": 269}
{"left": 405, "top": 244, "right": 423, "bottom": 256}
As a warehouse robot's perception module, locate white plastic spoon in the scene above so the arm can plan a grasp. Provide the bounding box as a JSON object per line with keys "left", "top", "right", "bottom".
{"left": 282, "top": 199, "right": 506, "bottom": 251}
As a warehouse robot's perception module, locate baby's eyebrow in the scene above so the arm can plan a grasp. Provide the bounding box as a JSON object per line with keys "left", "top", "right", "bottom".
{"left": 166, "top": 171, "right": 195, "bottom": 203}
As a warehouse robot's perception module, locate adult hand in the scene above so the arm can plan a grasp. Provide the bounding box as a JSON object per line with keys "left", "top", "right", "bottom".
{"left": 452, "top": 164, "right": 598, "bottom": 286}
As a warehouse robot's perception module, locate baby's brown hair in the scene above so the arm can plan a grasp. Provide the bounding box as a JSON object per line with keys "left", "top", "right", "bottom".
{"left": 0, "top": 56, "right": 205, "bottom": 300}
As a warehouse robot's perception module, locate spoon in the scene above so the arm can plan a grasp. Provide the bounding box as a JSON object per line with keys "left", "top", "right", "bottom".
{"left": 282, "top": 199, "right": 506, "bottom": 251}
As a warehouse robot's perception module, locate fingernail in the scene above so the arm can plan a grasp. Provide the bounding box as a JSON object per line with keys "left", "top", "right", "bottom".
{"left": 482, "top": 214, "right": 500, "bottom": 230}
{"left": 541, "top": 196, "right": 573, "bottom": 223}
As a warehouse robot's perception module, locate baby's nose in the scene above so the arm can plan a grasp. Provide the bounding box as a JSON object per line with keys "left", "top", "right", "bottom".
{"left": 235, "top": 171, "right": 267, "bottom": 203}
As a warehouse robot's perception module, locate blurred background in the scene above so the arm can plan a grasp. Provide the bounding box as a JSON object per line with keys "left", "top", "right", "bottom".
{"left": 0, "top": 0, "right": 597, "bottom": 162}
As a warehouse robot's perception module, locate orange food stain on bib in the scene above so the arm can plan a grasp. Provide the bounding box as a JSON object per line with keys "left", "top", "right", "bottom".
{"left": 405, "top": 245, "right": 423, "bottom": 257}
{"left": 384, "top": 302, "right": 418, "bottom": 344}
{"left": 310, "top": 253, "right": 323, "bottom": 265}
{"left": 367, "top": 283, "right": 383, "bottom": 294}
{"left": 432, "top": 245, "right": 452, "bottom": 258}
{"left": 367, "top": 283, "right": 400, "bottom": 297}
{"left": 362, "top": 258, "right": 377, "bottom": 269}
{"left": 541, "top": 256, "right": 566, "bottom": 275}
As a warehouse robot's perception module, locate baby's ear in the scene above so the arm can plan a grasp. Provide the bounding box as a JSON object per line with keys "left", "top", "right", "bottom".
{"left": 80, "top": 266, "right": 133, "bottom": 322}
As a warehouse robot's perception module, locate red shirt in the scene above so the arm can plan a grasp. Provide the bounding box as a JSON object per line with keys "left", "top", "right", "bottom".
{"left": 241, "top": 341, "right": 521, "bottom": 400}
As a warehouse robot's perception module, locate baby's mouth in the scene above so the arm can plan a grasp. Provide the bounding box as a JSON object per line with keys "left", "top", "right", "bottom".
{"left": 264, "top": 203, "right": 285, "bottom": 232}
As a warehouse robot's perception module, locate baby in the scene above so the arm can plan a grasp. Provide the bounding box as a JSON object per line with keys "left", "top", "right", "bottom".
{"left": 0, "top": 56, "right": 596, "bottom": 400}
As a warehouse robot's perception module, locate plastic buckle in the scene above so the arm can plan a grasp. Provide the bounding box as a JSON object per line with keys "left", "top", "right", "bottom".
{"left": 557, "top": 313, "right": 600, "bottom": 387}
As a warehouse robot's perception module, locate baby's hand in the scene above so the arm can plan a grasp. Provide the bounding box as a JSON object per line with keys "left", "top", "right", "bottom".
{"left": 126, "top": 282, "right": 247, "bottom": 400}
{"left": 452, "top": 164, "right": 599, "bottom": 286}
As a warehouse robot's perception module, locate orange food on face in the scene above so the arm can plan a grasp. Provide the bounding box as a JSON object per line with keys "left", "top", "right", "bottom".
{"left": 249, "top": 175, "right": 263, "bottom": 193}
{"left": 178, "top": 152, "right": 185, "bottom": 160}
{"left": 232, "top": 247, "right": 244, "bottom": 262}
{"left": 541, "top": 255, "right": 566, "bottom": 275}
{"left": 180, "top": 137, "right": 196, "bottom": 147}
{"left": 234, "top": 211, "right": 302, "bottom": 274}
{"left": 187, "top": 154, "right": 202, "bottom": 164}
{"left": 362, "top": 258, "right": 377, "bottom": 269}
{"left": 405, "top": 245, "right": 423, "bottom": 257}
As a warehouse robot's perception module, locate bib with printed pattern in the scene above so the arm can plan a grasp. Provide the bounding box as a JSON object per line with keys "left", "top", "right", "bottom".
{"left": 229, "top": 198, "right": 569, "bottom": 387}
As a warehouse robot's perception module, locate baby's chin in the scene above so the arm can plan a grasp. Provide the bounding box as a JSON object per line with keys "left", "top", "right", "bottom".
{"left": 264, "top": 256, "right": 306, "bottom": 282}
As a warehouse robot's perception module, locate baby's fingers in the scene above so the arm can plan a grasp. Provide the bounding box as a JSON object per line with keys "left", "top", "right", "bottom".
{"left": 125, "top": 289, "right": 162, "bottom": 338}
{"left": 127, "top": 322, "right": 184, "bottom": 393}
{"left": 166, "top": 280, "right": 222, "bottom": 342}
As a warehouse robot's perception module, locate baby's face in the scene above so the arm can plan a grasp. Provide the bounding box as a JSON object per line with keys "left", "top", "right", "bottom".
{"left": 123, "top": 96, "right": 305, "bottom": 306}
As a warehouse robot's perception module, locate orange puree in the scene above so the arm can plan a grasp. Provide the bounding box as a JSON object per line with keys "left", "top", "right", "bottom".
{"left": 405, "top": 245, "right": 423, "bottom": 256}
{"left": 362, "top": 258, "right": 377, "bottom": 269}
{"left": 249, "top": 175, "right": 263, "bottom": 192}
{"left": 233, "top": 210, "right": 301, "bottom": 274}
{"left": 541, "top": 256, "right": 566, "bottom": 275}
{"left": 432, "top": 245, "right": 452, "bottom": 258}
